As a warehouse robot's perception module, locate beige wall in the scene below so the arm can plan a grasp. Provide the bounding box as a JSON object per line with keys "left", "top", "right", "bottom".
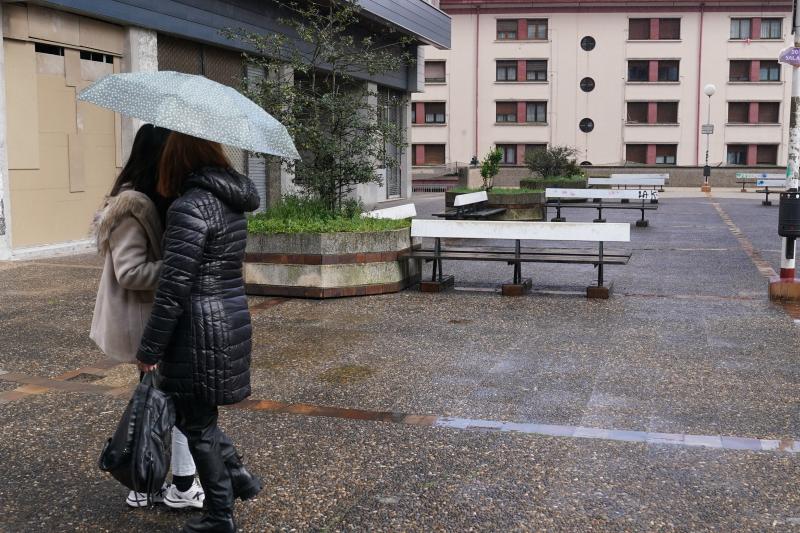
{"left": 2, "top": 5, "right": 123, "bottom": 248}
{"left": 414, "top": 8, "right": 792, "bottom": 167}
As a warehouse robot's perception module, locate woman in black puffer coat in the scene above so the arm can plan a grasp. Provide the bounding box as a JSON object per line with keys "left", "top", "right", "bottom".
{"left": 137, "top": 131, "right": 262, "bottom": 533}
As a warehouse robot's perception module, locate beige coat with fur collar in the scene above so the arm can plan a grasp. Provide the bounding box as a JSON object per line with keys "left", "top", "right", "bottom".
{"left": 90, "top": 190, "right": 163, "bottom": 362}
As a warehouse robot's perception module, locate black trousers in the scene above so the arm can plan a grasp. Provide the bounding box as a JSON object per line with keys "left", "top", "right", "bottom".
{"left": 172, "top": 397, "right": 235, "bottom": 514}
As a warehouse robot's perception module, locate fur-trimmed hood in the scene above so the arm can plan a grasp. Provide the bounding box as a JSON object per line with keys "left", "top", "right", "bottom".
{"left": 94, "top": 190, "right": 163, "bottom": 257}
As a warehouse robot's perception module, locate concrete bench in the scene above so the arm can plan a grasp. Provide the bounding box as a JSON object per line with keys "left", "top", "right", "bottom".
{"left": 755, "top": 178, "right": 787, "bottom": 206}
{"left": 363, "top": 203, "right": 417, "bottom": 220}
{"left": 736, "top": 173, "right": 782, "bottom": 193}
{"left": 545, "top": 188, "right": 658, "bottom": 227}
{"left": 433, "top": 191, "right": 506, "bottom": 220}
{"left": 404, "top": 219, "right": 631, "bottom": 299}
{"left": 590, "top": 174, "right": 667, "bottom": 203}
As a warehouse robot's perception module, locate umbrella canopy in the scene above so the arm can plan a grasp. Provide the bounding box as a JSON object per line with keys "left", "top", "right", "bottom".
{"left": 78, "top": 70, "right": 300, "bottom": 160}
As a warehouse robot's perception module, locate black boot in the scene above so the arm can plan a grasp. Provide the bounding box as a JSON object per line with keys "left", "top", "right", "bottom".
{"left": 225, "top": 453, "right": 263, "bottom": 501}
{"left": 180, "top": 511, "right": 236, "bottom": 533}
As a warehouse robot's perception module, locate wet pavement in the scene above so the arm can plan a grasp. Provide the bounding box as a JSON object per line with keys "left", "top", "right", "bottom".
{"left": 1, "top": 188, "right": 799, "bottom": 532}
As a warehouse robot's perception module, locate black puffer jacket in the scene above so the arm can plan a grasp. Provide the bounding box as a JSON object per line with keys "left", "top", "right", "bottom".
{"left": 137, "top": 166, "right": 260, "bottom": 405}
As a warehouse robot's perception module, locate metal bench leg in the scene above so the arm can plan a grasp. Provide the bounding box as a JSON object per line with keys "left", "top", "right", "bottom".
{"left": 586, "top": 241, "right": 611, "bottom": 299}
{"left": 594, "top": 202, "right": 606, "bottom": 223}
{"left": 421, "top": 237, "right": 454, "bottom": 293}
{"left": 636, "top": 202, "right": 649, "bottom": 227}
{"left": 552, "top": 200, "right": 565, "bottom": 222}
{"left": 763, "top": 188, "right": 772, "bottom": 206}
{"left": 514, "top": 239, "right": 521, "bottom": 284}
{"left": 502, "top": 239, "right": 532, "bottom": 296}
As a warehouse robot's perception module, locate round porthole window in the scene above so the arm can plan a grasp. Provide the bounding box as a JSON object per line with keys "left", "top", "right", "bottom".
{"left": 580, "top": 77, "right": 595, "bottom": 92}
{"left": 579, "top": 118, "right": 595, "bottom": 133}
{"left": 580, "top": 36, "right": 596, "bottom": 51}
{"left": 580, "top": 161, "right": 592, "bottom": 166}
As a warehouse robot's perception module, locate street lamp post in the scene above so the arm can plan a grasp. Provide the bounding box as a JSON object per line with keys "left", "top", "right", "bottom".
{"left": 700, "top": 83, "right": 716, "bottom": 193}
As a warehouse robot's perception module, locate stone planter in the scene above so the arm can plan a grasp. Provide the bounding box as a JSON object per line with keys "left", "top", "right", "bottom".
{"left": 244, "top": 228, "right": 419, "bottom": 298}
{"left": 520, "top": 177, "right": 588, "bottom": 190}
{"left": 445, "top": 190, "right": 546, "bottom": 221}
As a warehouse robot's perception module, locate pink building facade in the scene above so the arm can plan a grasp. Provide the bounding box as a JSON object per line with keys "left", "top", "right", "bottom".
{"left": 412, "top": 0, "right": 793, "bottom": 169}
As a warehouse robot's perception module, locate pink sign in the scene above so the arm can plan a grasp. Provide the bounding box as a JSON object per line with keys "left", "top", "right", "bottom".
{"left": 779, "top": 47, "right": 800, "bottom": 67}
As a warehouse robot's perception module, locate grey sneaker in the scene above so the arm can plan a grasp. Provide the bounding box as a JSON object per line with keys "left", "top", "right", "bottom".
{"left": 126, "top": 484, "right": 168, "bottom": 508}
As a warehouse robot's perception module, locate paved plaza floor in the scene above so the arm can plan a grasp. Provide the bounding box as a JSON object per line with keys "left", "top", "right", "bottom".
{"left": 1, "top": 188, "right": 800, "bottom": 531}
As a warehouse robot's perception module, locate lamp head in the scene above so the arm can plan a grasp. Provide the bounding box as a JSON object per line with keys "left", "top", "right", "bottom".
{"left": 703, "top": 84, "right": 716, "bottom": 97}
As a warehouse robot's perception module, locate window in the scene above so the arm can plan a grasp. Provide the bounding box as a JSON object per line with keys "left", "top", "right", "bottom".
{"left": 757, "top": 145, "right": 778, "bottom": 164}
{"left": 759, "top": 102, "right": 780, "bottom": 123}
{"left": 497, "top": 144, "right": 517, "bottom": 165}
{"left": 629, "top": 18, "right": 650, "bottom": 40}
{"left": 761, "top": 18, "right": 782, "bottom": 39}
{"left": 424, "top": 102, "right": 446, "bottom": 124}
{"left": 626, "top": 144, "right": 648, "bottom": 164}
{"left": 760, "top": 61, "right": 780, "bottom": 81}
{"left": 655, "top": 145, "right": 677, "bottom": 165}
{"left": 412, "top": 144, "right": 446, "bottom": 166}
{"left": 580, "top": 36, "right": 596, "bottom": 51}
{"left": 659, "top": 18, "right": 681, "bottom": 39}
{"left": 526, "top": 102, "right": 547, "bottom": 123}
{"left": 424, "top": 61, "right": 446, "bottom": 83}
{"left": 729, "top": 60, "right": 751, "bottom": 81}
{"left": 731, "top": 18, "right": 751, "bottom": 39}
{"left": 525, "top": 144, "right": 547, "bottom": 160}
{"left": 497, "top": 20, "right": 517, "bottom": 40}
{"left": 496, "top": 61, "right": 517, "bottom": 81}
{"left": 579, "top": 118, "right": 594, "bottom": 133}
{"left": 496, "top": 102, "right": 517, "bottom": 123}
{"left": 657, "top": 102, "right": 679, "bottom": 123}
{"left": 526, "top": 60, "right": 547, "bottom": 81}
{"left": 628, "top": 61, "right": 649, "bottom": 82}
{"left": 658, "top": 61, "right": 679, "bottom": 81}
{"left": 527, "top": 19, "right": 548, "bottom": 40}
{"left": 727, "top": 145, "right": 747, "bottom": 165}
{"left": 35, "top": 43, "right": 64, "bottom": 56}
{"left": 728, "top": 102, "right": 750, "bottom": 123}
{"left": 626, "top": 102, "right": 649, "bottom": 123}
{"left": 580, "top": 77, "right": 595, "bottom": 92}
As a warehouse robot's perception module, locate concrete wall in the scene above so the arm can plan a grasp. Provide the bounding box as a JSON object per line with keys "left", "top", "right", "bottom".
{"left": 413, "top": 4, "right": 792, "bottom": 169}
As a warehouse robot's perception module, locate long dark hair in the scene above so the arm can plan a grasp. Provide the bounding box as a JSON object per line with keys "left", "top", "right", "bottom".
{"left": 157, "top": 132, "right": 230, "bottom": 198}
{"left": 109, "top": 124, "right": 172, "bottom": 222}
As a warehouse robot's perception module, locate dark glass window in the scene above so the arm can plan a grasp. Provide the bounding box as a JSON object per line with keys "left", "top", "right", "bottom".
{"left": 626, "top": 102, "right": 648, "bottom": 123}
{"left": 759, "top": 102, "right": 780, "bottom": 123}
{"left": 496, "top": 61, "right": 518, "bottom": 81}
{"left": 629, "top": 19, "right": 650, "bottom": 40}
{"left": 527, "top": 19, "right": 548, "bottom": 40}
{"left": 729, "top": 61, "right": 751, "bottom": 81}
{"left": 526, "top": 60, "right": 547, "bottom": 81}
{"left": 658, "top": 61, "right": 679, "bottom": 81}
{"left": 628, "top": 61, "right": 649, "bottom": 82}
{"left": 580, "top": 77, "right": 595, "bottom": 92}
{"left": 728, "top": 102, "right": 750, "bottom": 123}
{"left": 34, "top": 43, "right": 64, "bottom": 56}
{"left": 580, "top": 36, "right": 596, "bottom": 51}
{"left": 655, "top": 145, "right": 677, "bottom": 165}
{"left": 497, "top": 144, "right": 517, "bottom": 164}
{"left": 526, "top": 102, "right": 547, "bottom": 123}
{"left": 497, "top": 20, "right": 517, "bottom": 40}
{"left": 757, "top": 144, "right": 778, "bottom": 164}
{"left": 579, "top": 118, "right": 594, "bottom": 132}
{"left": 727, "top": 144, "right": 748, "bottom": 165}
{"left": 424, "top": 102, "right": 446, "bottom": 124}
{"left": 496, "top": 102, "right": 517, "bottom": 123}
{"left": 731, "top": 18, "right": 751, "bottom": 39}
{"left": 761, "top": 19, "right": 782, "bottom": 39}
{"left": 424, "top": 61, "right": 446, "bottom": 83}
{"left": 657, "top": 102, "right": 678, "bottom": 123}
{"left": 760, "top": 61, "right": 780, "bottom": 82}
{"left": 626, "top": 144, "right": 648, "bottom": 164}
{"left": 659, "top": 18, "right": 681, "bottom": 39}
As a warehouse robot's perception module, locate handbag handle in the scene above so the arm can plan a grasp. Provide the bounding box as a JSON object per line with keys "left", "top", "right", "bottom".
{"left": 140, "top": 371, "right": 157, "bottom": 387}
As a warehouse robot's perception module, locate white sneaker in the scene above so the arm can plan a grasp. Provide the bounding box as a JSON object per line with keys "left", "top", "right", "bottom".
{"left": 125, "top": 484, "right": 169, "bottom": 508}
{"left": 163, "top": 479, "right": 205, "bottom": 509}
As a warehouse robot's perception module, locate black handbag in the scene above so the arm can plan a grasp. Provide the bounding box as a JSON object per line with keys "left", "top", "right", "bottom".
{"left": 98, "top": 372, "right": 175, "bottom": 498}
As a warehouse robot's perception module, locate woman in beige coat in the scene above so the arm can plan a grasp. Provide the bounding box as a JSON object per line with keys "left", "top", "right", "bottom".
{"left": 90, "top": 124, "right": 204, "bottom": 510}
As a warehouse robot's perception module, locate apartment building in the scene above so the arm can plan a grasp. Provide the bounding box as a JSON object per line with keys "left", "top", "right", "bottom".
{"left": 0, "top": 0, "right": 450, "bottom": 259}
{"left": 412, "top": 0, "right": 792, "bottom": 172}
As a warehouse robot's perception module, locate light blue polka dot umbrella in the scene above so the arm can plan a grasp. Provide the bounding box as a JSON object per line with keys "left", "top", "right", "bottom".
{"left": 78, "top": 70, "right": 300, "bottom": 160}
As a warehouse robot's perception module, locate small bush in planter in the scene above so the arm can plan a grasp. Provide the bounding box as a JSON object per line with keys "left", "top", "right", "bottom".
{"left": 525, "top": 145, "right": 582, "bottom": 179}
{"left": 480, "top": 148, "right": 503, "bottom": 191}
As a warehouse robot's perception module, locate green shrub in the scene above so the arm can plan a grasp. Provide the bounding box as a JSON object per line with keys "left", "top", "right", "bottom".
{"left": 248, "top": 195, "right": 410, "bottom": 235}
{"left": 480, "top": 148, "right": 503, "bottom": 190}
{"left": 525, "top": 146, "right": 583, "bottom": 179}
